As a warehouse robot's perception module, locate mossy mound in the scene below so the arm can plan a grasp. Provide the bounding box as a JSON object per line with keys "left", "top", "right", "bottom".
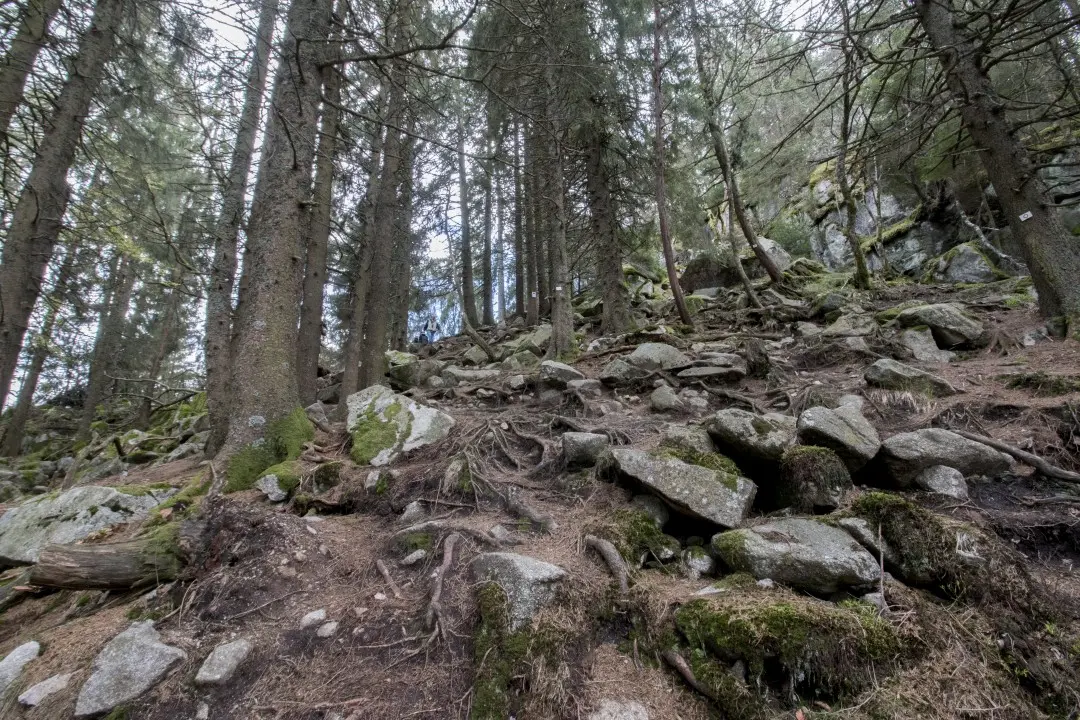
{"left": 675, "top": 590, "right": 905, "bottom": 703}
{"left": 260, "top": 460, "right": 302, "bottom": 493}
{"left": 776, "top": 445, "right": 852, "bottom": 512}
{"left": 597, "top": 508, "right": 681, "bottom": 566}
{"left": 351, "top": 399, "right": 406, "bottom": 465}
{"left": 224, "top": 408, "right": 314, "bottom": 493}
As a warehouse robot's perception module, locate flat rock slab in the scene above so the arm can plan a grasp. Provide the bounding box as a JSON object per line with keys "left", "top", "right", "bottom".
{"left": 706, "top": 409, "right": 797, "bottom": 462}
{"left": 588, "top": 699, "right": 650, "bottom": 720}
{"left": 562, "top": 432, "right": 610, "bottom": 466}
{"left": 18, "top": 672, "right": 72, "bottom": 706}
{"left": 346, "top": 385, "right": 455, "bottom": 466}
{"left": 877, "top": 428, "right": 1011, "bottom": 487}
{"left": 195, "top": 638, "right": 253, "bottom": 686}
{"left": 540, "top": 360, "right": 585, "bottom": 386}
{"left": 712, "top": 518, "right": 880, "bottom": 594}
{"left": 0, "top": 641, "right": 40, "bottom": 697}
{"left": 600, "top": 357, "right": 651, "bottom": 384}
{"left": 900, "top": 328, "right": 956, "bottom": 364}
{"left": 895, "top": 303, "right": 984, "bottom": 348}
{"left": 0, "top": 486, "right": 169, "bottom": 565}
{"left": 607, "top": 448, "right": 755, "bottom": 529}
{"left": 797, "top": 405, "right": 881, "bottom": 472}
{"left": 627, "top": 343, "right": 691, "bottom": 371}
{"left": 471, "top": 552, "right": 567, "bottom": 632}
{"left": 75, "top": 622, "right": 186, "bottom": 717}
{"left": 864, "top": 358, "right": 957, "bottom": 396}
{"left": 677, "top": 365, "right": 744, "bottom": 382}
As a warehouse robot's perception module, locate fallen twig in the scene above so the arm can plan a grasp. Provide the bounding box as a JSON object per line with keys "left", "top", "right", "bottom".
{"left": 693, "top": 381, "right": 763, "bottom": 413}
{"left": 950, "top": 429, "right": 1080, "bottom": 484}
{"left": 376, "top": 559, "right": 403, "bottom": 599}
{"left": 391, "top": 520, "right": 501, "bottom": 547}
{"left": 662, "top": 649, "right": 717, "bottom": 701}
{"left": 426, "top": 532, "right": 461, "bottom": 633}
{"left": 584, "top": 534, "right": 629, "bottom": 594}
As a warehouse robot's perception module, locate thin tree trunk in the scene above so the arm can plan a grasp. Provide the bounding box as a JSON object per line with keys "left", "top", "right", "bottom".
{"left": 652, "top": 2, "right": 693, "bottom": 327}
{"left": 204, "top": 0, "right": 277, "bottom": 456}
{"left": 481, "top": 135, "right": 495, "bottom": 326}
{"left": 513, "top": 118, "right": 525, "bottom": 317}
{"left": 0, "top": 0, "right": 63, "bottom": 141}
{"left": 726, "top": 188, "right": 762, "bottom": 308}
{"left": 496, "top": 156, "right": 506, "bottom": 322}
{"left": 914, "top": 0, "right": 1080, "bottom": 321}
{"left": 0, "top": 0, "right": 125, "bottom": 414}
{"left": 524, "top": 124, "right": 539, "bottom": 326}
{"left": 218, "top": 0, "right": 332, "bottom": 466}
{"left": 688, "top": 0, "right": 782, "bottom": 286}
{"left": 77, "top": 254, "right": 137, "bottom": 443}
{"left": 544, "top": 66, "right": 573, "bottom": 359}
{"left": 585, "top": 125, "right": 631, "bottom": 335}
{"left": 389, "top": 134, "right": 415, "bottom": 352}
{"left": 297, "top": 59, "right": 343, "bottom": 404}
{"left": 836, "top": 15, "right": 871, "bottom": 290}
{"left": 458, "top": 126, "right": 479, "bottom": 327}
{"left": 0, "top": 242, "right": 77, "bottom": 457}
{"left": 135, "top": 274, "right": 182, "bottom": 430}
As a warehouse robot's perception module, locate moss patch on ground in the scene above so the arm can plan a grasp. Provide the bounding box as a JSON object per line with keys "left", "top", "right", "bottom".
{"left": 224, "top": 407, "right": 313, "bottom": 493}
{"left": 657, "top": 444, "right": 741, "bottom": 491}
{"left": 1001, "top": 371, "right": 1080, "bottom": 397}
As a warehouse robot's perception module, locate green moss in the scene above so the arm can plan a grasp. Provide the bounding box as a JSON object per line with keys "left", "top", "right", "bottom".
{"left": 606, "top": 509, "right": 680, "bottom": 565}
{"left": 224, "top": 408, "right": 314, "bottom": 493}
{"left": 1001, "top": 371, "right": 1080, "bottom": 397}
{"left": 777, "top": 445, "right": 851, "bottom": 511}
{"left": 261, "top": 460, "right": 302, "bottom": 493}
{"left": 103, "top": 707, "right": 130, "bottom": 720}
{"left": 710, "top": 571, "right": 758, "bottom": 592}
{"left": 675, "top": 593, "right": 903, "bottom": 698}
{"left": 312, "top": 461, "right": 343, "bottom": 491}
{"left": 687, "top": 647, "right": 766, "bottom": 720}
{"left": 397, "top": 532, "right": 432, "bottom": 553}
{"left": 711, "top": 530, "right": 750, "bottom": 569}
{"left": 114, "top": 482, "right": 172, "bottom": 497}
{"left": 859, "top": 209, "right": 920, "bottom": 253}
{"left": 749, "top": 416, "right": 772, "bottom": 435}
{"left": 76, "top": 592, "right": 92, "bottom": 608}
{"left": 146, "top": 476, "right": 208, "bottom": 526}
{"left": 657, "top": 444, "right": 741, "bottom": 490}
{"left": 350, "top": 402, "right": 403, "bottom": 465}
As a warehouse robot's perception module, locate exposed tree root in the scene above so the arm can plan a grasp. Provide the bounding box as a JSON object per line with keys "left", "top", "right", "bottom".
{"left": 661, "top": 649, "right": 717, "bottom": 701}
{"left": 583, "top": 534, "right": 629, "bottom": 594}
{"left": 426, "top": 532, "right": 460, "bottom": 635}
{"left": 391, "top": 521, "right": 501, "bottom": 547}
{"left": 376, "top": 559, "right": 403, "bottom": 599}
{"left": 505, "top": 487, "right": 556, "bottom": 532}
{"left": 950, "top": 428, "right": 1080, "bottom": 483}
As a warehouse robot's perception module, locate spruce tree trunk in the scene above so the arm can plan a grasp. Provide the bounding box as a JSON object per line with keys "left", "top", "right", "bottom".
{"left": 0, "top": 242, "right": 77, "bottom": 457}
{"left": 218, "top": 0, "right": 332, "bottom": 464}
{"left": 688, "top": 0, "right": 782, "bottom": 286}
{"left": 513, "top": 119, "right": 525, "bottom": 317}
{"left": 481, "top": 145, "right": 495, "bottom": 326}
{"left": 204, "top": 0, "right": 277, "bottom": 456}
{"left": 652, "top": 2, "right": 693, "bottom": 327}
{"left": 496, "top": 159, "right": 506, "bottom": 322}
{"left": 77, "top": 254, "right": 137, "bottom": 443}
{"left": 523, "top": 126, "right": 539, "bottom": 327}
{"left": 585, "top": 126, "right": 631, "bottom": 335}
{"left": 0, "top": 0, "right": 125, "bottom": 414}
{"left": 0, "top": 0, "right": 63, "bottom": 141}
{"left": 135, "top": 275, "right": 182, "bottom": 430}
{"left": 297, "top": 60, "right": 342, "bottom": 404}
{"left": 914, "top": 0, "right": 1080, "bottom": 321}
{"left": 546, "top": 141, "right": 573, "bottom": 358}
{"left": 389, "top": 134, "right": 415, "bottom": 352}
{"left": 458, "top": 128, "right": 479, "bottom": 327}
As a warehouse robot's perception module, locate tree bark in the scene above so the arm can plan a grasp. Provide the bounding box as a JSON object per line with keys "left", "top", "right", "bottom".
{"left": 297, "top": 59, "right": 343, "bottom": 404}
{"left": 458, "top": 126, "right": 479, "bottom": 327}
{"left": 688, "top": 0, "right": 782, "bottom": 286}
{"left": 204, "top": 0, "right": 277, "bottom": 456}
{"left": 524, "top": 123, "right": 539, "bottom": 326}
{"left": 77, "top": 253, "right": 137, "bottom": 443}
{"left": 389, "top": 133, "right": 415, "bottom": 352}
{"left": 544, "top": 64, "right": 573, "bottom": 359}
{"left": 914, "top": 0, "right": 1080, "bottom": 320}
{"left": 0, "top": 0, "right": 125, "bottom": 414}
{"left": 0, "top": 0, "right": 63, "bottom": 141}
{"left": 726, "top": 188, "right": 762, "bottom": 308}
{"left": 481, "top": 136, "right": 495, "bottom": 326}
{"left": 513, "top": 118, "right": 525, "bottom": 317}
{"left": 135, "top": 273, "right": 182, "bottom": 429}
{"left": 218, "top": 0, "right": 332, "bottom": 460}
{"left": 30, "top": 538, "right": 181, "bottom": 590}
{"left": 652, "top": 2, "right": 693, "bottom": 327}
{"left": 836, "top": 12, "right": 871, "bottom": 290}
{"left": 585, "top": 125, "right": 632, "bottom": 335}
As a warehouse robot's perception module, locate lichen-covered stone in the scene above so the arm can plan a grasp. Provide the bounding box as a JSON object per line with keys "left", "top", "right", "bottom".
{"left": 346, "top": 385, "right": 454, "bottom": 466}
{"left": 874, "top": 428, "right": 1010, "bottom": 487}
{"left": 539, "top": 360, "right": 585, "bottom": 387}
{"left": 471, "top": 553, "right": 567, "bottom": 632}
{"left": 75, "top": 622, "right": 186, "bottom": 717}
{"left": 776, "top": 445, "right": 852, "bottom": 511}
{"left": 895, "top": 303, "right": 984, "bottom": 348}
{"left": 195, "top": 638, "right": 253, "bottom": 686}
{"left": 626, "top": 343, "right": 691, "bottom": 371}
{"left": 864, "top": 358, "right": 957, "bottom": 396}
{"left": 705, "top": 409, "right": 797, "bottom": 463}
{"left": 0, "top": 641, "right": 39, "bottom": 697}
{"left": 562, "top": 432, "right": 610, "bottom": 466}
{"left": 796, "top": 405, "right": 880, "bottom": 472}
{"left": 913, "top": 464, "right": 968, "bottom": 499}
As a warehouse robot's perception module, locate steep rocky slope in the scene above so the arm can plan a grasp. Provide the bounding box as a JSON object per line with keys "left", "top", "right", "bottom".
{"left": 0, "top": 265, "right": 1078, "bottom": 720}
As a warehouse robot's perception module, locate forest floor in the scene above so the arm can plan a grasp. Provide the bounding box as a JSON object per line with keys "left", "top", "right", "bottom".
{"left": 1, "top": 276, "right": 1079, "bottom": 720}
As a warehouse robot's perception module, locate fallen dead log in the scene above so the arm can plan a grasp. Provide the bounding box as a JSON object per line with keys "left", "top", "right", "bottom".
{"left": 950, "top": 429, "right": 1080, "bottom": 484}
{"left": 29, "top": 536, "right": 182, "bottom": 590}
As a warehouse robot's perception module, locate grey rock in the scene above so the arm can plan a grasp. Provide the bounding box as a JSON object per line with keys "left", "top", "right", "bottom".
{"left": 399, "top": 500, "right": 425, "bottom": 525}
{"left": 0, "top": 486, "right": 167, "bottom": 565}
{"left": 877, "top": 428, "right": 1011, "bottom": 486}
{"left": 345, "top": 385, "right": 455, "bottom": 466}
{"left": 501, "top": 350, "right": 541, "bottom": 373}
{"left": 900, "top": 328, "right": 956, "bottom": 364}
{"left": 18, "top": 672, "right": 72, "bottom": 706}
{"left": 895, "top": 303, "right": 984, "bottom": 348}
{"left": 864, "top": 358, "right": 957, "bottom": 396}
{"left": 796, "top": 405, "right": 881, "bottom": 472}
{"left": 463, "top": 345, "right": 489, "bottom": 366}
{"left": 562, "top": 432, "right": 610, "bottom": 466}
{"left": 587, "top": 699, "right": 650, "bottom": 720}
{"left": 305, "top": 402, "right": 330, "bottom": 427}
{"left": 471, "top": 553, "right": 567, "bottom": 631}
{"left": 630, "top": 495, "right": 670, "bottom": 528}
{"left": 823, "top": 313, "right": 878, "bottom": 337}
{"left": 195, "top": 638, "right": 253, "bottom": 686}
{"left": 660, "top": 424, "right": 715, "bottom": 455}
{"left": 627, "top": 343, "right": 691, "bottom": 371}
{"left": 835, "top": 394, "right": 865, "bottom": 412}
{"left": 0, "top": 641, "right": 39, "bottom": 697}
{"left": 599, "top": 357, "right": 651, "bottom": 385}
{"left": 682, "top": 547, "right": 716, "bottom": 580}
{"left": 540, "top": 360, "right": 585, "bottom": 387}
{"left": 861, "top": 592, "right": 888, "bottom": 614}
{"left": 401, "top": 549, "right": 427, "bottom": 566}
{"left": 317, "top": 383, "right": 342, "bottom": 404}
{"left": 837, "top": 517, "right": 899, "bottom": 567}
{"left": 795, "top": 321, "right": 823, "bottom": 337}
{"left": 511, "top": 324, "right": 552, "bottom": 355}
{"left": 441, "top": 366, "right": 501, "bottom": 385}
{"left": 712, "top": 518, "right": 880, "bottom": 594}
{"left": 507, "top": 374, "right": 527, "bottom": 391}
{"left": 677, "top": 365, "right": 745, "bottom": 382}
{"left": 300, "top": 609, "right": 327, "bottom": 628}
{"left": 256, "top": 474, "right": 288, "bottom": 503}
{"left": 567, "top": 378, "right": 604, "bottom": 397}
{"left": 649, "top": 385, "right": 684, "bottom": 413}
{"left": 678, "top": 388, "right": 710, "bottom": 413}
{"left": 75, "top": 622, "right": 186, "bottom": 717}
{"left": 931, "top": 242, "right": 1002, "bottom": 284}
{"left": 607, "top": 448, "right": 755, "bottom": 529}
{"left": 316, "top": 621, "right": 339, "bottom": 638}
{"left": 488, "top": 524, "right": 522, "bottom": 546}
{"left": 914, "top": 464, "right": 969, "bottom": 500}
{"left": 705, "top": 409, "right": 797, "bottom": 462}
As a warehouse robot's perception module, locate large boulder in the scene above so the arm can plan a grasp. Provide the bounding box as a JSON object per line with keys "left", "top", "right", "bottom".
{"left": 346, "top": 385, "right": 455, "bottom": 466}
{"left": 539, "top": 360, "right": 585, "bottom": 387}
{"left": 864, "top": 358, "right": 957, "bottom": 396}
{"left": 774, "top": 445, "right": 852, "bottom": 511}
{"left": 599, "top": 357, "right": 651, "bottom": 385}
{"left": 627, "top": 343, "right": 691, "bottom": 371}
{"left": 75, "top": 622, "right": 186, "bottom": 717}
{"left": 895, "top": 303, "right": 984, "bottom": 348}
{"left": 796, "top": 405, "right": 881, "bottom": 472}
{"left": 507, "top": 324, "right": 552, "bottom": 355}
{"left": 899, "top": 328, "right": 955, "bottom": 364}
{"left": 0, "top": 486, "right": 171, "bottom": 566}
{"left": 711, "top": 518, "right": 881, "bottom": 594}
{"left": 874, "top": 428, "right": 1011, "bottom": 487}
{"left": 604, "top": 448, "right": 755, "bottom": 529}
{"left": 562, "top": 432, "right": 610, "bottom": 466}
{"left": 388, "top": 357, "right": 443, "bottom": 388}
{"left": 927, "top": 242, "right": 1004, "bottom": 284}
{"left": 705, "top": 409, "right": 797, "bottom": 464}
{"left": 471, "top": 553, "right": 566, "bottom": 631}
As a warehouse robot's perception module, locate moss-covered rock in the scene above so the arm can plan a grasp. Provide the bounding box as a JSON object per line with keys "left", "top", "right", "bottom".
{"left": 600, "top": 508, "right": 682, "bottom": 566}
{"left": 224, "top": 408, "right": 314, "bottom": 493}
{"left": 775, "top": 445, "right": 852, "bottom": 511}
{"left": 346, "top": 385, "right": 454, "bottom": 467}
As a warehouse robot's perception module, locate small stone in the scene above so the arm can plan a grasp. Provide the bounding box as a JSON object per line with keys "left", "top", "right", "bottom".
{"left": 316, "top": 621, "right": 339, "bottom": 638}
{"left": 587, "top": 699, "right": 650, "bottom": 720}
{"left": 374, "top": 592, "right": 388, "bottom": 601}
{"left": 18, "top": 672, "right": 72, "bottom": 706}
{"left": 0, "top": 641, "right": 40, "bottom": 697}
{"left": 277, "top": 565, "right": 297, "bottom": 578}
{"left": 914, "top": 465, "right": 969, "bottom": 500}
{"left": 540, "top": 360, "right": 586, "bottom": 387}
{"left": 195, "top": 638, "right": 253, "bottom": 686}
{"left": 507, "top": 374, "right": 527, "bottom": 391}
{"left": 900, "top": 328, "right": 956, "bottom": 364}
{"left": 256, "top": 474, "right": 288, "bottom": 503}
{"left": 294, "top": 551, "right": 307, "bottom": 562}
{"left": 861, "top": 592, "right": 888, "bottom": 613}
{"left": 399, "top": 500, "right": 425, "bottom": 524}
{"left": 471, "top": 553, "right": 567, "bottom": 631}
{"left": 74, "top": 622, "right": 186, "bottom": 717}
{"left": 562, "top": 432, "right": 610, "bottom": 466}
{"left": 401, "top": 549, "right": 427, "bottom": 566}
{"left": 489, "top": 524, "right": 521, "bottom": 545}
{"left": 567, "top": 378, "right": 604, "bottom": 397}
{"left": 300, "top": 609, "right": 327, "bottom": 628}
{"left": 649, "top": 385, "right": 684, "bottom": 413}
{"left": 196, "top": 702, "right": 210, "bottom": 720}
